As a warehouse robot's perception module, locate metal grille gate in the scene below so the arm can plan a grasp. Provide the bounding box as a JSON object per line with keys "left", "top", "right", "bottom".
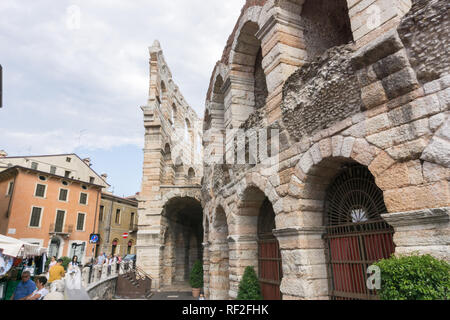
{"left": 324, "top": 165, "right": 395, "bottom": 300}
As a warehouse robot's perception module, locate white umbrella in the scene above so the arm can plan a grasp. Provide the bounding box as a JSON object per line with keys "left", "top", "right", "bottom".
{"left": 0, "top": 234, "right": 47, "bottom": 258}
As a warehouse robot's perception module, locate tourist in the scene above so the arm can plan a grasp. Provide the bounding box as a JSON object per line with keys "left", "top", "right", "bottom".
{"left": 68, "top": 255, "right": 81, "bottom": 271}
{"left": 97, "top": 252, "right": 106, "bottom": 265}
{"left": 10, "top": 270, "right": 36, "bottom": 300}
{"left": 198, "top": 293, "right": 205, "bottom": 300}
{"left": 48, "top": 256, "right": 57, "bottom": 269}
{"left": 48, "top": 259, "right": 65, "bottom": 283}
{"left": 27, "top": 276, "right": 49, "bottom": 300}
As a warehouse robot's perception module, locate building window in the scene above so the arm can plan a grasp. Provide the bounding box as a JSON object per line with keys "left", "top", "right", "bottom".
{"left": 59, "top": 189, "right": 69, "bottom": 201}
{"left": 29, "top": 207, "right": 42, "bottom": 227}
{"left": 81, "top": 185, "right": 88, "bottom": 190}
{"left": 66, "top": 157, "right": 71, "bottom": 163}
{"left": 55, "top": 210, "right": 65, "bottom": 232}
{"left": 76, "top": 213, "right": 86, "bottom": 231}
{"left": 35, "top": 184, "right": 46, "bottom": 198}
{"left": 115, "top": 209, "right": 121, "bottom": 224}
{"left": 79, "top": 192, "right": 88, "bottom": 205}
{"left": 6, "top": 181, "right": 14, "bottom": 196}
{"left": 39, "top": 176, "right": 47, "bottom": 181}
{"left": 62, "top": 181, "right": 69, "bottom": 186}
{"left": 50, "top": 166, "right": 57, "bottom": 174}
{"left": 89, "top": 177, "right": 95, "bottom": 184}
{"left": 65, "top": 171, "right": 71, "bottom": 178}
{"left": 130, "top": 212, "right": 135, "bottom": 229}
{"left": 99, "top": 205, "right": 104, "bottom": 221}
{"left": 31, "top": 162, "right": 38, "bottom": 170}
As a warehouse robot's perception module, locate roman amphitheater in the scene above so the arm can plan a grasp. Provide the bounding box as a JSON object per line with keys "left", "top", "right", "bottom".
{"left": 135, "top": 0, "right": 449, "bottom": 300}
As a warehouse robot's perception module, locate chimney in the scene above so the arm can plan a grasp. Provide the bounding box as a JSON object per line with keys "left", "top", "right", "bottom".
{"left": 83, "top": 157, "right": 92, "bottom": 166}
{"left": 101, "top": 173, "right": 108, "bottom": 181}
{"left": 0, "top": 150, "right": 7, "bottom": 158}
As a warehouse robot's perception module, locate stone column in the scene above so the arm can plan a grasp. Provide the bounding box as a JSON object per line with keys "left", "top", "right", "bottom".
{"left": 209, "top": 239, "right": 230, "bottom": 300}
{"left": 202, "top": 241, "right": 210, "bottom": 299}
{"left": 273, "top": 227, "right": 329, "bottom": 300}
{"left": 381, "top": 207, "right": 450, "bottom": 261}
{"left": 227, "top": 235, "right": 258, "bottom": 299}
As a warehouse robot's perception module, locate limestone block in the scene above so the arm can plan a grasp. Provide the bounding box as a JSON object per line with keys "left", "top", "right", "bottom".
{"left": 331, "top": 135, "right": 344, "bottom": 157}
{"left": 421, "top": 136, "right": 450, "bottom": 167}
{"left": 309, "top": 143, "right": 322, "bottom": 164}
{"left": 341, "top": 137, "right": 356, "bottom": 158}
{"left": 385, "top": 137, "right": 429, "bottom": 161}
{"left": 423, "top": 161, "right": 450, "bottom": 183}
{"left": 361, "top": 81, "right": 388, "bottom": 110}
{"left": 298, "top": 151, "right": 314, "bottom": 174}
{"left": 381, "top": 67, "right": 419, "bottom": 100}
{"left": 429, "top": 113, "right": 447, "bottom": 131}
{"left": 384, "top": 181, "right": 450, "bottom": 212}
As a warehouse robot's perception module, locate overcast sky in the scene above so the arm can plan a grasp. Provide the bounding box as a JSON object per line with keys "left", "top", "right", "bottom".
{"left": 0, "top": 0, "right": 243, "bottom": 196}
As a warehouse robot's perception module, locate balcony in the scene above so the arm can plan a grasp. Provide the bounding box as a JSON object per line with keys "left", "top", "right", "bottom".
{"left": 49, "top": 224, "right": 73, "bottom": 238}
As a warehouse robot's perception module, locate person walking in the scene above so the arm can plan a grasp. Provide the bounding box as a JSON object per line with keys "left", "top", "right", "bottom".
{"left": 97, "top": 252, "right": 105, "bottom": 265}
{"left": 27, "top": 276, "right": 49, "bottom": 300}
{"left": 48, "top": 256, "right": 57, "bottom": 269}
{"left": 10, "top": 271, "right": 36, "bottom": 300}
{"left": 66, "top": 255, "right": 82, "bottom": 290}
{"left": 48, "top": 259, "right": 65, "bottom": 283}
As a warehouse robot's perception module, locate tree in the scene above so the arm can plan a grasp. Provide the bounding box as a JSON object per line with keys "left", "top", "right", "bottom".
{"left": 189, "top": 260, "right": 204, "bottom": 289}
{"left": 237, "top": 266, "right": 263, "bottom": 300}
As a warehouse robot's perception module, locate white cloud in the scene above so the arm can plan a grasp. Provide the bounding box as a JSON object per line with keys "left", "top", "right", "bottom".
{"left": 0, "top": 0, "right": 243, "bottom": 154}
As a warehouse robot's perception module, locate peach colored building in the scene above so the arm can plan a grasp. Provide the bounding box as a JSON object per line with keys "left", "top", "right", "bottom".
{"left": 0, "top": 163, "right": 106, "bottom": 264}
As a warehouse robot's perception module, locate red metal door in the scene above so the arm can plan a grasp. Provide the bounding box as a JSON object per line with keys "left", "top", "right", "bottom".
{"left": 325, "top": 165, "right": 395, "bottom": 300}
{"left": 258, "top": 237, "right": 282, "bottom": 300}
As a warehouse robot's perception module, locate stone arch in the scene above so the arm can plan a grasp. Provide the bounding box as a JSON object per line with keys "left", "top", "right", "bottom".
{"left": 232, "top": 184, "right": 283, "bottom": 299}
{"left": 299, "top": 0, "right": 354, "bottom": 61}
{"left": 229, "top": 19, "right": 267, "bottom": 125}
{"left": 159, "top": 195, "right": 203, "bottom": 288}
{"left": 287, "top": 153, "right": 396, "bottom": 299}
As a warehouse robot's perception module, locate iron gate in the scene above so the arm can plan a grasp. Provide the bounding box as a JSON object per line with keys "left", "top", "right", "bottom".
{"left": 324, "top": 165, "right": 395, "bottom": 300}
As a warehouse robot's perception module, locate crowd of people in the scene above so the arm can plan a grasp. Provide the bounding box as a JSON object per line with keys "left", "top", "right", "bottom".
{"left": 10, "top": 255, "right": 81, "bottom": 300}
{"left": 10, "top": 252, "right": 129, "bottom": 300}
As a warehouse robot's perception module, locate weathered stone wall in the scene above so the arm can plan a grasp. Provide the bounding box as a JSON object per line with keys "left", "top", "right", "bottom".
{"left": 86, "top": 275, "right": 118, "bottom": 300}
{"left": 202, "top": 0, "right": 449, "bottom": 300}
{"left": 137, "top": 41, "right": 204, "bottom": 289}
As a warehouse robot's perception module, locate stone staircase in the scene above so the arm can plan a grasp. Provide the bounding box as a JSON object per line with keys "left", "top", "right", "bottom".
{"left": 115, "top": 264, "right": 153, "bottom": 299}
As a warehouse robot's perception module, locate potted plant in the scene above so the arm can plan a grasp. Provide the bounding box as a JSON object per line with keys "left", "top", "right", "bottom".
{"left": 189, "top": 260, "right": 203, "bottom": 298}
{"left": 237, "top": 266, "right": 263, "bottom": 300}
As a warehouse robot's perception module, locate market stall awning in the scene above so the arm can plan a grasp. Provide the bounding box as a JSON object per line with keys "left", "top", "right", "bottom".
{"left": 0, "top": 235, "right": 47, "bottom": 258}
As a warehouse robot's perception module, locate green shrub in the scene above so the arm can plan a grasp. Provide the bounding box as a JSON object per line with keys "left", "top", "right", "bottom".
{"left": 189, "top": 260, "right": 204, "bottom": 289}
{"left": 237, "top": 266, "right": 263, "bottom": 300}
{"left": 374, "top": 254, "right": 450, "bottom": 300}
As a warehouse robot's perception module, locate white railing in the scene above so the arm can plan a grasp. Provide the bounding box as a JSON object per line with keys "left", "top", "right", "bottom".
{"left": 82, "top": 260, "right": 134, "bottom": 288}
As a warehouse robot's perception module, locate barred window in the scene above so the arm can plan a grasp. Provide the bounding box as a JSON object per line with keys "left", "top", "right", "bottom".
{"left": 31, "top": 162, "right": 38, "bottom": 170}
{"left": 6, "top": 181, "right": 14, "bottom": 196}
{"left": 50, "top": 166, "right": 57, "bottom": 174}
{"left": 29, "top": 207, "right": 42, "bottom": 227}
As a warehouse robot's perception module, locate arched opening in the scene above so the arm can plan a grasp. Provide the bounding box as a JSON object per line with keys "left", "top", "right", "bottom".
{"left": 187, "top": 167, "right": 195, "bottom": 184}
{"left": 231, "top": 21, "right": 267, "bottom": 124}
{"left": 300, "top": 0, "right": 354, "bottom": 60}
{"left": 127, "top": 240, "right": 134, "bottom": 254}
{"left": 160, "top": 197, "right": 203, "bottom": 289}
{"left": 111, "top": 238, "right": 119, "bottom": 255}
{"left": 237, "top": 186, "right": 282, "bottom": 300}
{"left": 48, "top": 237, "right": 61, "bottom": 258}
{"left": 171, "top": 103, "right": 177, "bottom": 127}
{"left": 209, "top": 206, "right": 230, "bottom": 300}
{"left": 163, "top": 143, "right": 174, "bottom": 184}
{"left": 324, "top": 164, "right": 395, "bottom": 300}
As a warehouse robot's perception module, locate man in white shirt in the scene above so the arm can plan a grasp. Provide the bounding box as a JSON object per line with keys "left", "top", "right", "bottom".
{"left": 27, "top": 276, "right": 49, "bottom": 300}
